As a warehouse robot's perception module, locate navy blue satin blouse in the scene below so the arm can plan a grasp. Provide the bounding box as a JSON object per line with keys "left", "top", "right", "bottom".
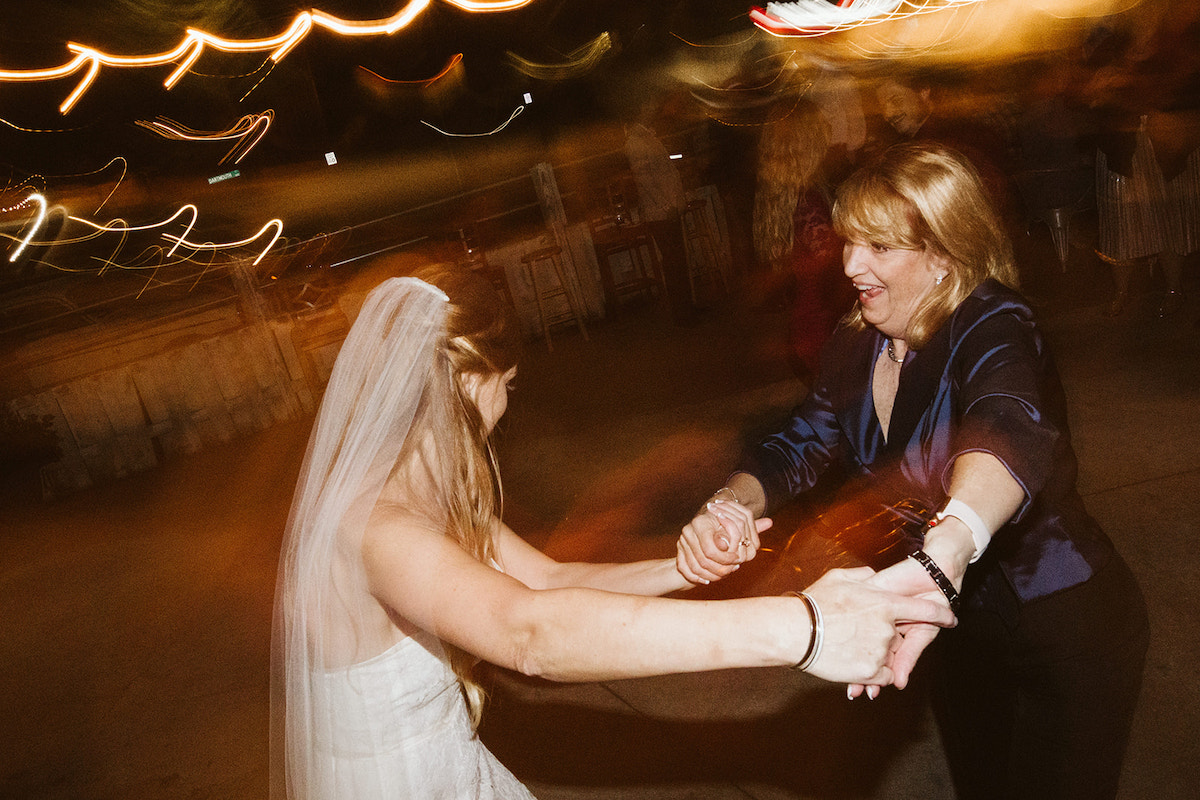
{"left": 739, "top": 280, "right": 1114, "bottom": 604}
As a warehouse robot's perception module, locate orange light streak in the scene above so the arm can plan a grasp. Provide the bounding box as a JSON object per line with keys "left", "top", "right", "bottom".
{"left": 505, "top": 32, "right": 612, "bottom": 80}
{"left": 67, "top": 205, "right": 282, "bottom": 265}
{"left": 358, "top": 53, "right": 463, "bottom": 85}
{"left": 161, "top": 219, "right": 284, "bottom": 266}
{"left": 310, "top": 0, "right": 433, "bottom": 35}
{"left": 69, "top": 204, "right": 200, "bottom": 258}
{"left": 0, "top": 1, "right": 535, "bottom": 114}
{"left": 135, "top": 112, "right": 274, "bottom": 165}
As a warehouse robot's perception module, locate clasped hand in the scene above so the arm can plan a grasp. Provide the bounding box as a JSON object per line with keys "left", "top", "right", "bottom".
{"left": 676, "top": 498, "right": 768, "bottom": 585}
{"left": 846, "top": 555, "right": 959, "bottom": 698}
{"left": 677, "top": 502, "right": 958, "bottom": 686}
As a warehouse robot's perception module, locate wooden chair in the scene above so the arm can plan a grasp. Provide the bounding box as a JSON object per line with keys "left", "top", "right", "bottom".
{"left": 519, "top": 245, "right": 589, "bottom": 352}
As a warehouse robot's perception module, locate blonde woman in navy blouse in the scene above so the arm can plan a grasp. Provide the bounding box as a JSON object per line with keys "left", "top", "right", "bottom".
{"left": 679, "top": 142, "right": 1149, "bottom": 800}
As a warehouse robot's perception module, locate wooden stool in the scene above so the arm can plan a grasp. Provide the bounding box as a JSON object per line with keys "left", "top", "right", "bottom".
{"left": 460, "top": 251, "right": 516, "bottom": 310}
{"left": 588, "top": 217, "right": 662, "bottom": 317}
{"left": 519, "top": 245, "right": 589, "bottom": 352}
{"left": 681, "top": 198, "right": 726, "bottom": 301}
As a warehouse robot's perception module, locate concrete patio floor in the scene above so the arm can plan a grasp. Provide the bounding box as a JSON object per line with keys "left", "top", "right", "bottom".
{"left": 2, "top": 237, "right": 1198, "bottom": 799}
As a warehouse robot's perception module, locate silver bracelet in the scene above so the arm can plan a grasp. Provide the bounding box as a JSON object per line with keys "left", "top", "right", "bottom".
{"left": 786, "top": 591, "right": 824, "bottom": 671}
{"left": 712, "top": 486, "right": 740, "bottom": 504}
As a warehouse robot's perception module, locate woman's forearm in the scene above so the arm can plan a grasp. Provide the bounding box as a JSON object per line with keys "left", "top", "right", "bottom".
{"left": 485, "top": 590, "right": 810, "bottom": 682}
{"left": 924, "top": 451, "right": 1025, "bottom": 580}
{"left": 470, "top": 568, "right": 956, "bottom": 686}
{"left": 543, "top": 557, "right": 692, "bottom": 596}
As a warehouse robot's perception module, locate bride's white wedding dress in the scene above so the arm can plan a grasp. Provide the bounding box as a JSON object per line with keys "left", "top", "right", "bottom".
{"left": 315, "top": 629, "right": 535, "bottom": 799}
{"left": 273, "top": 279, "right": 539, "bottom": 799}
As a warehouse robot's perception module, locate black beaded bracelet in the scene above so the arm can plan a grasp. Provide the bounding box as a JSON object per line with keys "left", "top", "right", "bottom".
{"left": 908, "top": 549, "right": 960, "bottom": 612}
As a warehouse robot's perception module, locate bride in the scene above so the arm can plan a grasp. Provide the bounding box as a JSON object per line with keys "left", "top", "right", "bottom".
{"left": 270, "top": 262, "right": 956, "bottom": 799}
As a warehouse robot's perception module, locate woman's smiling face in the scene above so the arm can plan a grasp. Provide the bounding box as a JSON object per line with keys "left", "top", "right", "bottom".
{"left": 843, "top": 240, "right": 947, "bottom": 340}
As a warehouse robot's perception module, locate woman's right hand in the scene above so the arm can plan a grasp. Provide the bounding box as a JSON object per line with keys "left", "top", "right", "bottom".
{"left": 676, "top": 500, "right": 771, "bottom": 585}
{"left": 798, "top": 566, "right": 958, "bottom": 685}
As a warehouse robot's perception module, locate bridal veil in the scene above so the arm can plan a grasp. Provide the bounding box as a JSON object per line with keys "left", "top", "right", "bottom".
{"left": 269, "top": 276, "right": 451, "bottom": 799}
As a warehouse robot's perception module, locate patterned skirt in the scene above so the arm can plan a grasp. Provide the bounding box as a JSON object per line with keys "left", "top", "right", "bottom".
{"left": 1096, "top": 122, "right": 1200, "bottom": 261}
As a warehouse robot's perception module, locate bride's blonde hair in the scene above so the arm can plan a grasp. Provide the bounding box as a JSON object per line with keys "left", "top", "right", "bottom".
{"left": 400, "top": 262, "right": 521, "bottom": 726}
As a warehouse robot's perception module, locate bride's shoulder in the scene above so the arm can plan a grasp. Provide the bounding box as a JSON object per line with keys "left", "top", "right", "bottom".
{"left": 364, "top": 502, "right": 444, "bottom": 542}
{"left": 360, "top": 504, "right": 457, "bottom": 584}
{"left": 367, "top": 501, "right": 439, "bottom": 532}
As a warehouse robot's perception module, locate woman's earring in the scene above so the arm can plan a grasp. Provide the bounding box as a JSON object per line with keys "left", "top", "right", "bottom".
{"left": 935, "top": 274, "right": 945, "bottom": 286}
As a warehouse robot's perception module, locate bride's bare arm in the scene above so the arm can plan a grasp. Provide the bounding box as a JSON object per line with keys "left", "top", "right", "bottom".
{"left": 490, "top": 519, "right": 768, "bottom": 595}
{"left": 362, "top": 506, "right": 955, "bottom": 684}
{"left": 492, "top": 523, "right": 688, "bottom": 594}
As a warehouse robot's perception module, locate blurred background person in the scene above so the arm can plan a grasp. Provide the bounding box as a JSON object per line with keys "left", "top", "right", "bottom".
{"left": 625, "top": 97, "right": 705, "bottom": 326}
{"left": 752, "top": 96, "right": 857, "bottom": 381}
{"left": 874, "top": 70, "right": 1018, "bottom": 232}
{"left": 1010, "top": 57, "right": 1097, "bottom": 277}
{"left": 1083, "top": 22, "right": 1200, "bottom": 318}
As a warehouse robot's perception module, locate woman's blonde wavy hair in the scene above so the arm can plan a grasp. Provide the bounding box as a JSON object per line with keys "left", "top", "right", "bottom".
{"left": 395, "top": 262, "right": 521, "bottom": 727}
{"left": 753, "top": 98, "right": 832, "bottom": 269}
{"left": 832, "top": 141, "right": 1019, "bottom": 349}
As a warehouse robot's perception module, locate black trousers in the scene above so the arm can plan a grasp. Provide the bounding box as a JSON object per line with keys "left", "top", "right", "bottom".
{"left": 930, "top": 554, "right": 1149, "bottom": 800}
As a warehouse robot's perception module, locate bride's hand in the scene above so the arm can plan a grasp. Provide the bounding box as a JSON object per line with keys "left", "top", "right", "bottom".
{"left": 676, "top": 501, "right": 771, "bottom": 585}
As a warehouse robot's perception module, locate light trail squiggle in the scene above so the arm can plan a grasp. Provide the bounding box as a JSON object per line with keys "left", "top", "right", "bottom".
{"left": 3, "top": 192, "right": 48, "bottom": 262}
{"left": 161, "top": 219, "right": 284, "bottom": 266}
{"left": 91, "top": 157, "right": 129, "bottom": 215}
{"left": 3, "top": 158, "right": 128, "bottom": 215}
{"left": 135, "top": 112, "right": 274, "bottom": 165}
{"left": 505, "top": 32, "right": 613, "bottom": 80}
{"left": 65, "top": 205, "right": 282, "bottom": 265}
{"left": 358, "top": 53, "right": 464, "bottom": 85}
{"left": 420, "top": 104, "right": 525, "bottom": 137}
{"left": 0, "top": 1, "right": 534, "bottom": 114}
{"left": 69, "top": 204, "right": 200, "bottom": 258}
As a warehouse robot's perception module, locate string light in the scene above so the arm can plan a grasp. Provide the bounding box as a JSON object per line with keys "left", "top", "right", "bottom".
{"left": 0, "top": 1, "right": 535, "bottom": 114}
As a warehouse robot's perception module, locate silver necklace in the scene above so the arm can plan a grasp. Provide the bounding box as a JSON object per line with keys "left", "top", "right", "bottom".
{"left": 886, "top": 338, "right": 905, "bottom": 364}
